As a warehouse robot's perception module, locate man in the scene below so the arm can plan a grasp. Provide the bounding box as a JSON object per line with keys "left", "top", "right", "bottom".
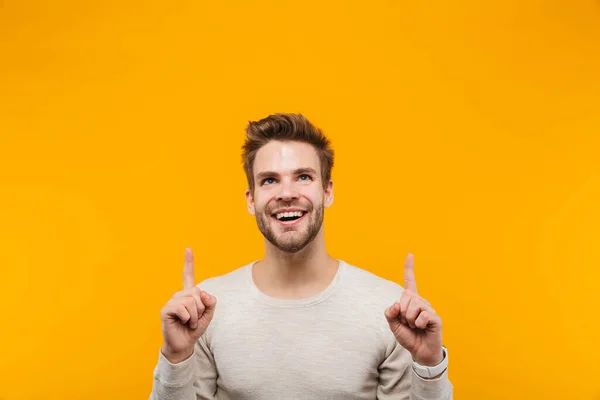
{"left": 150, "top": 113, "right": 453, "bottom": 399}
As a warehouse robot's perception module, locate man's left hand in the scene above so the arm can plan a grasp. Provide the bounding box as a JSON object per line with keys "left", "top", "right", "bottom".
{"left": 384, "top": 253, "right": 444, "bottom": 367}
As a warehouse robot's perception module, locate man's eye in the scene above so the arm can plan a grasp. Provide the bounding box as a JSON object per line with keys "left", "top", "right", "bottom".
{"left": 262, "top": 178, "right": 276, "bottom": 185}
{"left": 298, "top": 174, "right": 312, "bottom": 181}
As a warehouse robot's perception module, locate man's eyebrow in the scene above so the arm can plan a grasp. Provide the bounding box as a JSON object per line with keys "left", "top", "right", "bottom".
{"left": 255, "top": 171, "right": 278, "bottom": 181}
{"left": 294, "top": 168, "right": 318, "bottom": 176}
{"left": 255, "top": 168, "right": 318, "bottom": 181}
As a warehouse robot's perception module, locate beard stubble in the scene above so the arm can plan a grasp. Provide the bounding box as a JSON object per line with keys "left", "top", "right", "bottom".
{"left": 255, "top": 201, "right": 324, "bottom": 253}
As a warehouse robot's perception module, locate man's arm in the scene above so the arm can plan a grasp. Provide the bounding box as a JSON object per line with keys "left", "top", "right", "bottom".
{"left": 151, "top": 248, "right": 218, "bottom": 399}
{"left": 382, "top": 254, "right": 453, "bottom": 399}
{"left": 150, "top": 332, "right": 218, "bottom": 399}
{"left": 377, "top": 339, "right": 453, "bottom": 400}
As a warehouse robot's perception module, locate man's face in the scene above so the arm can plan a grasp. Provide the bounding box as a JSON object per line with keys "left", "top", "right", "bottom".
{"left": 245, "top": 140, "right": 333, "bottom": 253}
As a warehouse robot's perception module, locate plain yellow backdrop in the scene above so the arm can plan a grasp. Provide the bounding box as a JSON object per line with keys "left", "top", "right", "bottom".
{"left": 1, "top": 1, "right": 599, "bottom": 399}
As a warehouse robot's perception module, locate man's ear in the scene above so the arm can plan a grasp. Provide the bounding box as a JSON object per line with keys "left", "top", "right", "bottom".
{"left": 245, "top": 188, "right": 256, "bottom": 215}
{"left": 324, "top": 179, "right": 334, "bottom": 208}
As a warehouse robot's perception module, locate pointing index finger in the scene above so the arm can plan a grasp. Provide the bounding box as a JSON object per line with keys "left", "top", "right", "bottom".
{"left": 403, "top": 253, "right": 418, "bottom": 293}
{"left": 183, "top": 248, "right": 195, "bottom": 289}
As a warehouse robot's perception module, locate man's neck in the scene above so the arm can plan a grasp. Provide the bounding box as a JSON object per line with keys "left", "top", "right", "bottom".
{"left": 252, "top": 232, "right": 339, "bottom": 299}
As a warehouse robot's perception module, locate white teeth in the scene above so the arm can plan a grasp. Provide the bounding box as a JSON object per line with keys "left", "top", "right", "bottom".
{"left": 276, "top": 211, "right": 304, "bottom": 220}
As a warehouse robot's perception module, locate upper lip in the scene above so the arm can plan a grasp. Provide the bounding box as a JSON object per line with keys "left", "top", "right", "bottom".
{"left": 271, "top": 208, "right": 307, "bottom": 215}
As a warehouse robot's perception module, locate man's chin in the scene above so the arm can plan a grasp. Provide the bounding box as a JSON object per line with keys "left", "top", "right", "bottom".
{"left": 272, "top": 237, "right": 307, "bottom": 253}
{"left": 275, "top": 243, "right": 306, "bottom": 253}
{"left": 265, "top": 231, "right": 313, "bottom": 253}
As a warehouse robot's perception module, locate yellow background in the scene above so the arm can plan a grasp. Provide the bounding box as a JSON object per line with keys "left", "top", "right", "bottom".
{"left": 1, "top": 1, "right": 599, "bottom": 399}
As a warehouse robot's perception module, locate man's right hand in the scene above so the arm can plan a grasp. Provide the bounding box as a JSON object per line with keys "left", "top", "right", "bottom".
{"left": 160, "top": 248, "right": 217, "bottom": 364}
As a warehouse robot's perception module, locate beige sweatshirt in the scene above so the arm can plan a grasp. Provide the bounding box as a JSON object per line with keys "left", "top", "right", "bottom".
{"left": 150, "top": 260, "right": 453, "bottom": 400}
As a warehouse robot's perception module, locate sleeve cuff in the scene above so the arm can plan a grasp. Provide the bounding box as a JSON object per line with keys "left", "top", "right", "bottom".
{"left": 411, "top": 367, "right": 453, "bottom": 399}
{"left": 154, "top": 349, "right": 196, "bottom": 388}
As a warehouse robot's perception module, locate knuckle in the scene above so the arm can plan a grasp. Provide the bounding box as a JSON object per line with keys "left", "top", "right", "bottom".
{"left": 185, "top": 298, "right": 196, "bottom": 310}
{"left": 163, "top": 302, "right": 175, "bottom": 313}
{"left": 171, "top": 298, "right": 183, "bottom": 307}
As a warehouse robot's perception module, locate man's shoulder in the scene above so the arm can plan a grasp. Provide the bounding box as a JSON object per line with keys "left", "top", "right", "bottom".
{"left": 340, "top": 260, "right": 404, "bottom": 301}
{"left": 196, "top": 262, "right": 253, "bottom": 295}
{"left": 338, "top": 260, "right": 405, "bottom": 336}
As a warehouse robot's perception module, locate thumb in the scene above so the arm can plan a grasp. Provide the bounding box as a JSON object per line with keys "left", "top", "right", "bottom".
{"left": 200, "top": 291, "right": 217, "bottom": 322}
{"left": 384, "top": 303, "right": 415, "bottom": 344}
{"left": 385, "top": 304, "right": 416, "bottom": 349}
{"left": 384, "top": 303, "right": 401, "bottom": 329}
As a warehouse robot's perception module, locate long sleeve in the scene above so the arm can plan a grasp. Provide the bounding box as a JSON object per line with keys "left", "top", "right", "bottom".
{"left": 149, "top": 334, "right": 218, "bottom": 400}
{"left": 149, "top": 261, "right": 454, "bottom": 399}
{"left": 377, "top": 339, "right": 453, "bottom": 400}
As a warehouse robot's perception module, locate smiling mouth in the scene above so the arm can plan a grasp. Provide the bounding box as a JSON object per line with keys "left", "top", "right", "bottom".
{"left": 271, "top": 210, "right": 308, "bottom": 224}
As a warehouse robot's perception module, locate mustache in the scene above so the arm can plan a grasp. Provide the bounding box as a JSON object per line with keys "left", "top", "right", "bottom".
{"left": 265, "top": 203, "right": 312, "bottom": 214}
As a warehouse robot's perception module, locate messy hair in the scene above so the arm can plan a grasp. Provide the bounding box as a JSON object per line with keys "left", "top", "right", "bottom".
{"left": 242, "top": 113, "right": 334, "bottom": 192}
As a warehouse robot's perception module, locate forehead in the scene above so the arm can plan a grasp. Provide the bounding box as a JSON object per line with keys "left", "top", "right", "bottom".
{"left": 253, "top": 140, "right": 320, "bottom": 176}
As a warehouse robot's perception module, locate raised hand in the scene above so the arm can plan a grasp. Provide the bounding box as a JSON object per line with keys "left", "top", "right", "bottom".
{"left": 160, "top": 248, "right": 217, "bottom": 363}
{"left": 384, "top": 254, "right": 444, "bottom": 367}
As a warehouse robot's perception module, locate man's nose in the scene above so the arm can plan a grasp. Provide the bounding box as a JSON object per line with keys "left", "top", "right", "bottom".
{"left": 276, "top": 179, "right": 299, "bottom": 202}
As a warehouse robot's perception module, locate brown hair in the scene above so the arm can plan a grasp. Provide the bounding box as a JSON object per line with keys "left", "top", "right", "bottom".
{"left": 242, "top": 113, "right": 334, "bottom": 192}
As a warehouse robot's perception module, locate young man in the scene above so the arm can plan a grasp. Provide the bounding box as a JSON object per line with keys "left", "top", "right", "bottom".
{"left": 150, "top": 114, "right": 453, "bottom": 399}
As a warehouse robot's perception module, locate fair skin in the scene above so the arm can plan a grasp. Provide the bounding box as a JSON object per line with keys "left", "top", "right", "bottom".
{"left": 160, "top": 248, "right": 217, "bottom": 363}
{"left": 160, "top": 139, "right": 445, "bottom": 375}
{"left": 385, "top": 254, "right": 445, "bottom": 375}
{"left": 244, "top": 140, "right": 337, "bottom": 299}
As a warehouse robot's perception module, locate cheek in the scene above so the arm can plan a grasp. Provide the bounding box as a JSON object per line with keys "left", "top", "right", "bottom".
{"left": 307, "top": 190, "right": 324, "bottom": 206}
{"left": 253, "top": 197, "right": 270, "bottom": 214}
